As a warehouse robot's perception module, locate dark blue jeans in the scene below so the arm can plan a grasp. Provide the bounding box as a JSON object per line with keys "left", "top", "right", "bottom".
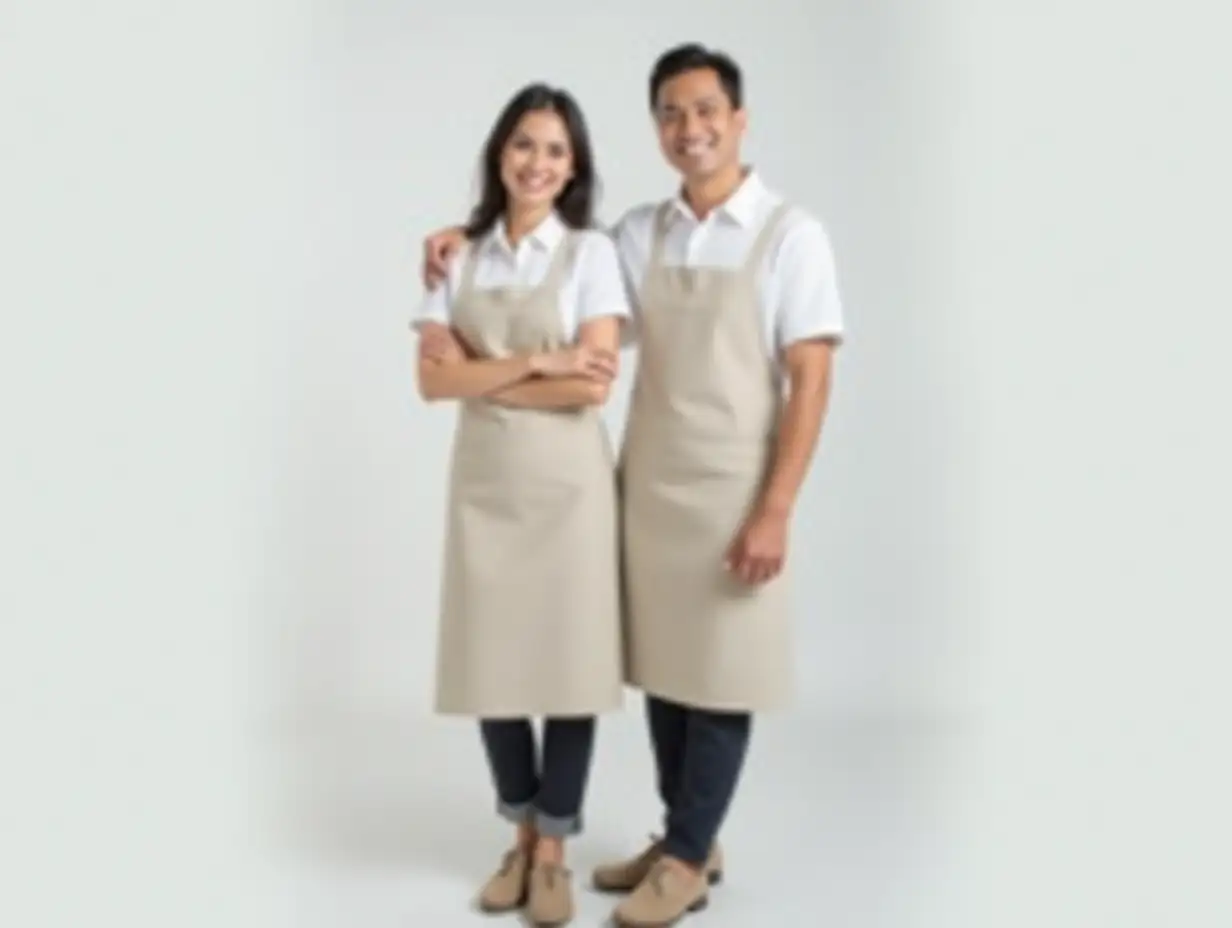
{"left": 479, "top": 716, "right": 596, "bottom": 838}
{"left": 646, "top": 695, "right": 753, "bottom": 866}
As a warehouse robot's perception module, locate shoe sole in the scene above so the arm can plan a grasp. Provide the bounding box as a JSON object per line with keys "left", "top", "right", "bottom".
{"left": 593, "top": 869, "right": 722, "bottom": 895}
{"left": 476, "top": 888, "right": 529, "bottom": 914}
{"left": 526, "top": 896, "right": 573, "bottom": 928}
{"left": 612, "top": 894, "right": 710, "bottom": 928}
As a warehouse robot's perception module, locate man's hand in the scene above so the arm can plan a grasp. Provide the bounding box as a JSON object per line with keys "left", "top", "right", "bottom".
{"left": 721, "top": 336, "right": 834, "bottom": 585}
{"left": 422, "top": 226, "right": 467, "bottom": 289}
{"left": 531, "top": 345, "right": 618, "bottom": 381}
{"left": 724, "top": 506, "right": 790, "bottom": 585}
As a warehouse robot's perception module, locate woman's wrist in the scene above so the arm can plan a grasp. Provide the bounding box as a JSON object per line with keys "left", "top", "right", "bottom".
{"left": 527, "top": 350, "right": 554, "bottom": 376}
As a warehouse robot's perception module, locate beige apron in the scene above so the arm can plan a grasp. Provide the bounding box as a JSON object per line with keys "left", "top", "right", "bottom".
{"left": 621, "top": 201, "right": 795, "bottom": 712}
{"left": 434, "top": 233, "right": 624, "bottom": 718}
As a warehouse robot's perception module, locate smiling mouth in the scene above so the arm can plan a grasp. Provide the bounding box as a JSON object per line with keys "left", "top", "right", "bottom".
{"left": 676, "top": 141, "right": 713, "bottom": 156}
{"left": 516, "top": 174, "right": 555, "bottom": 193}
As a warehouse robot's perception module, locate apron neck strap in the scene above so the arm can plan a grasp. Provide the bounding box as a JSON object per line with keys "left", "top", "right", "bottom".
{"left": 741, "top": 202, "right": 793, "bottom": 276}
{"left": 540, "top": 230, "right": 576, "bottom": 292}
{"left": 456, "top": 229, "right": 575, "bottom": 298}
{"left": 647, "top": 202, "right": 674, "bottom": 273}
{"left": 647, "top": 200, "right": 791, "bottom": 277}
{"left": 456, "top": 238, "right": 484, "bottom": 300}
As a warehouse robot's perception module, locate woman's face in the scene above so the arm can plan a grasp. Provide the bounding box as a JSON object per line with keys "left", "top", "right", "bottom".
{"left": 500, "top": 109, "right": 574, "bottom": 212}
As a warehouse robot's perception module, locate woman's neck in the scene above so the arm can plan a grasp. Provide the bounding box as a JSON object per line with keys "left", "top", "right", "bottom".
{"left": 505, "top": 203, "right": 553, "bottom": 247}
{"left": 682, "top": 163, "right": 747, "bottom": 220}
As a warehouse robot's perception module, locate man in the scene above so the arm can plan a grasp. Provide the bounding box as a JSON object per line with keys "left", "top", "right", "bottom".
{"left": 420, "top": 43, "right": 844, "bottom": 927}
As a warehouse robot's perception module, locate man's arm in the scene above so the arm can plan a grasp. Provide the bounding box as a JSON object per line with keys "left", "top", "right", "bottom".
{"left": 759, "top": 340, "right": 836, "bottom": 515}
{"left": 725, "top": 214, "right": 844, "bottom": 584}
{"left": 724, "top": 341, "right": 836, "bottom": 585}
{"left": 759, "top": 215, "right": 844, "bottom": 513}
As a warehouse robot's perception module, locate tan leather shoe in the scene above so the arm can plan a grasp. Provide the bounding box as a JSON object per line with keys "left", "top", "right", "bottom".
{"left": 476, "top": 847, "right": 530, "bottom": 913}
{"left": 592, "top": 836, "right": 723, "bottom": 893}
{"left": 526, "top": 861, "right": 573, "bottom": 926}
{"left": 611, "top": 860, "right": 708, "bottom": 928}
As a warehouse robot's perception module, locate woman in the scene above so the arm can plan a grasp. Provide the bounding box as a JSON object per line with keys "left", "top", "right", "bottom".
{"left": 411, "top": 83, "right": 627, "bottom": 926}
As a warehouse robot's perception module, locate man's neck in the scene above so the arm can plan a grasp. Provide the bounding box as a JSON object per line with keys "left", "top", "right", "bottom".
{"left": 682, "top": 163, "right": 747, "bottom": 220}
{"left": 505, "top": 204, "right": 552, "bottom": 247}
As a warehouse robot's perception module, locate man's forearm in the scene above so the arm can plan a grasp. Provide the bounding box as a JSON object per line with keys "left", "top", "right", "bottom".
{"left": 489, "top": 376, "right": 605, "bottom": 409}
{"left": 759, "top": 377, "right": 831, "bottom": 515}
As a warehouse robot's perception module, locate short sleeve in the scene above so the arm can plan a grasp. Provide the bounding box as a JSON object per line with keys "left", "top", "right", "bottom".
{"left": 411, "top": 285, "right": 450, "bottom": 331}
{"left": 409, "top": 245, "right": 466, "bottom": 332}
{"left": 772, "top": 216, "right": 845, "bottom": 350}
{"left": 607, "top": 205, "right": 656, "bottom": 347}
{"left": 573, "top": 232, "right": 632, "bottom": 328}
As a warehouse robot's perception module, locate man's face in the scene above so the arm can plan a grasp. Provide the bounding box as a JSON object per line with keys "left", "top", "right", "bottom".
{"left": 654, "top": 67, "right": 746, "bottom": 182}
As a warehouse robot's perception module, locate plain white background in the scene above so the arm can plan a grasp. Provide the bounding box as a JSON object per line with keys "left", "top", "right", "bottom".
{"left": 3, "top": 2, "right": 1229, "bottom": 927}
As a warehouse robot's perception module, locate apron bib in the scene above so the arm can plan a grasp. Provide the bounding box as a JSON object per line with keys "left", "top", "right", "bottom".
{"left": 434, "top": 234, "right": 624, "bottom": 718}
{"left": 621, "top": 202, "right": 795, "bottom": 712}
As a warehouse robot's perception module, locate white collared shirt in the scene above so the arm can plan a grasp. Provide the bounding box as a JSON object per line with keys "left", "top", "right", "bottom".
{"left": 610, "top": 171, "right": 845, "bottom": 361}
{"left": 414, "top": 211, "right": 630, "bottom": 340}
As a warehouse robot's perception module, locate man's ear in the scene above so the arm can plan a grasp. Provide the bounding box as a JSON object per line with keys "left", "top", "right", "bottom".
{"left": 734, "top": 108, "right": 749, "bottom": 135}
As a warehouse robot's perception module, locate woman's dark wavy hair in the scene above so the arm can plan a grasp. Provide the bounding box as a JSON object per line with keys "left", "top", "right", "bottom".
{"left": 463, "top": 83, "right": 598, "bottom": 240}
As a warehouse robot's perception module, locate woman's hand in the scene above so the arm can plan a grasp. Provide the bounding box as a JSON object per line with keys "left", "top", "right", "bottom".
{"left": 531, "top": 345, "right": 618, "bottom": 381}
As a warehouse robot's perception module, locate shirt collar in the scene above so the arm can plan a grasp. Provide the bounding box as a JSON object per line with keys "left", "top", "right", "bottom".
{"left": 484, "top": 210, "right": 566, "bottom": 256}
{"left": 668, "top": 167, "right": 766, "bottom": 228}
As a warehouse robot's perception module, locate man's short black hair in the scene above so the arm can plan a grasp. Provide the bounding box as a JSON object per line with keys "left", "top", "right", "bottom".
{"left": 648, "top": 43, "right": 743, "bottom": 111}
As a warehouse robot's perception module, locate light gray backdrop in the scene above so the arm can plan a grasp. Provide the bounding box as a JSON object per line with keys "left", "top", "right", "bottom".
{"left": 3, "top": 2, "right": 1228, "bottom": 927}
{"left": 272, "top": 0, "right": 960, "bottom": 729}
{"left": 260, "top": 5, "right": 967, "bottom": 925}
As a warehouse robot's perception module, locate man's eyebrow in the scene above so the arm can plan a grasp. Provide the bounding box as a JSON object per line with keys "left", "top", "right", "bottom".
{"left": 660, "top": 95, "right": 720, "bottom": 111}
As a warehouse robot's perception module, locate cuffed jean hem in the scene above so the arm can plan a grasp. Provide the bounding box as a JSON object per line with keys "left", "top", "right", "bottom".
{"left": 534, "top": 810, "right": 583, "bottom": 838}
{"left": 493, "top": 800, "right": 582, "bottom": 837}
{"left": 496, "top": 799, "right": 533, "bottom": 825}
